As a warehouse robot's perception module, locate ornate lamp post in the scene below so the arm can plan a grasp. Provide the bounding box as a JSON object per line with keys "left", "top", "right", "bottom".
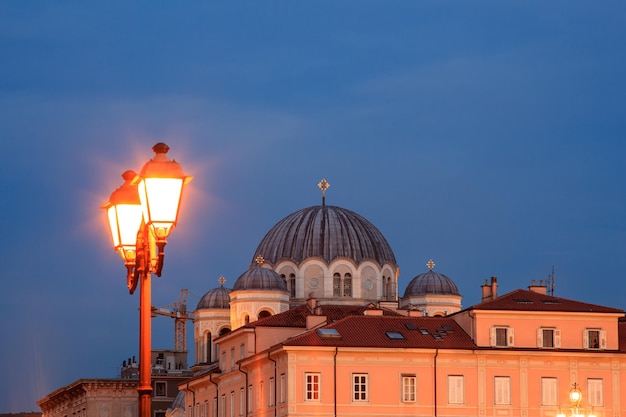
{"left": 556, "top": 383, "right": 596, "bottom": 417}
{"left": 102, "top": 143, "right": 191, "bottom": 417}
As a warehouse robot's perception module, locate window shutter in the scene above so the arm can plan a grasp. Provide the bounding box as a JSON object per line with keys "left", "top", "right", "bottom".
{"left": 537, "top": 328, "right": 543, "bottom": 347}
{"left": 554, "top": 329, "right": 561, "bottom": 348}
{"left": 583, "top": 330, "right": 589, "bottom": 349}
{"left": 490, "top": 327, "right": 496, "bottom": 346}
{"left": 508, "top": 328, "right": 515, "bottom": 347}
{"left": 600, "top": 330, "right": 607, "bottom": 349}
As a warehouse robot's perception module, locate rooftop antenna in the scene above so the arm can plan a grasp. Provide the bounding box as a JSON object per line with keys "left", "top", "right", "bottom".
{"left": 318, "top": 178, "right": 330, "bottom": 207}
{"left": 546, "top": 265, "right": 556, "bottom": 296}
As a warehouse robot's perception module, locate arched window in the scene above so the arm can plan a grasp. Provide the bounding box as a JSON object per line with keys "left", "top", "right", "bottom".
{"left": 343, "top": 273, "right": 352, "bottom": 297}
{"left": 258, "top": 310, "right": 272, "bottom": 319}
{"left": 244, "top": 314, "right": 250, "bottom": 324}
{"left": 289, "top": 273, "right": 296, "bottom": 298}
{"left": 333, "top": 273, "right": 341, "bottom": 297}
{"left": 206, "top": 332, "right": 212, "bottom": 363}
{"left": 219, "top": 327, "right": 231, "bottom": 336}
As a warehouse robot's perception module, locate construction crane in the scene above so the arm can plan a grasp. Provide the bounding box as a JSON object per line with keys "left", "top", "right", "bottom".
{"left": 152, "top": 289, "right": 193, "bottom": 351}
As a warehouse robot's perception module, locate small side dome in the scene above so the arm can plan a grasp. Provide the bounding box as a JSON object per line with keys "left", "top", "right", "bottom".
{"left": 403, "top": 261, "right": 459, "bottom": 297}
{"left": 196, "top": 278, "right": 231, "bottom": 310}
{"left": 233, "top": 257, "right": 288, "bottom": 292}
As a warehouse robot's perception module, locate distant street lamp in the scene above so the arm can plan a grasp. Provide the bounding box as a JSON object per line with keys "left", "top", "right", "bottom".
{"left": 102, "top": 143, "right": 191, "bottom": 417}
{"left": 556, "top": 383, "right": 596, "bottom": 417}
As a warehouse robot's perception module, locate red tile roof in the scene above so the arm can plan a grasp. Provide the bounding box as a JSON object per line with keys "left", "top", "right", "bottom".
{"left": 282, "top": 315, "right": 476, "bottom": 350}
{"left": 468, "top": 289, "right": 623, "bottom": 313}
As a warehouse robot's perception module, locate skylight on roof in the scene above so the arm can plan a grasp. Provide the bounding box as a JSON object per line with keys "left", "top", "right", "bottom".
{"left": 419, "top": 327, "right": 430, "bottom": 335}
{"left": 317, "top": 328, "right": 341, "bottom": 339}
{"left": 385, "top": 331, "right": 405, "bottom": 340}
{"left": 405, "top": 322, "right": 418, "bottom": 330}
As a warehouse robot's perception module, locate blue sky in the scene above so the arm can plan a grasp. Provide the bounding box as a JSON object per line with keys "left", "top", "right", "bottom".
{"left": 2, "top": 1, "right": 626, "bottom": 412}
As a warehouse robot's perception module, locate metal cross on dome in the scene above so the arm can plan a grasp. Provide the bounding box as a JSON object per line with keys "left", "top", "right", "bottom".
{"left": 218, "top": 275, "right": 226, "bottom": 286}
{"left": 427, "top": 259, "right": 435, "bottom": 270}
{"left": 255, "top": 255, "right": 265, "bottom": 265}
{"left": 318, "top": 178, "right": 330, "bottom": 206}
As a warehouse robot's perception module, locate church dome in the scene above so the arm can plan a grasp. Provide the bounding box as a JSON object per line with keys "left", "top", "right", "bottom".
{"left": 403, "top": 269, "right": 460, "bottom": 296}
{"left": 233, "top": 263, "right": 288, "bottom": 292}
{"left": 196, "top": 283, "right": 231, "bottom": 310}
{"left": 253, "top": 205, "right": 396, "bottom": 266}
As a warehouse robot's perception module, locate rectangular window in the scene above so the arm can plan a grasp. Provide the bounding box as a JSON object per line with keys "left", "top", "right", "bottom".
{"left": 352, "top": 373, "right": 368, "bottom": 401}
{"left": 494, "top": 376, "right": 511, "bottom": 405}
{"left": 491, "top": 327, "right": 514, "bottom": 347}
{"left": 247, "top": 386, "right": 252, "bottom": 413}
{"left": 587, "top": 378, "right": 603, "bottom": 406}
{"left": 204, "top": 400, "right": 209, "bottom": 417}
{"left": 259, "top": 381, "right": 263, "bottom": 410}
{"left": 584, "top": 329, "right": 606, "bottom": 349}
{"left": 269, "top": 377, "right": 275, "bottom": 406}
{"left": 401, "top": 375, "right": 417, "bottom": 402}
{"left": 305, "top": 373, "right": 321, "bottom": 401}
{"left": 239, "top": 388, "right": 244, "bottom": 416}
{"left": 213, "top": 397, "right": 218, "bottom": 417}
{"left": 230, "top": 392, "right": 235, "bottom": 417}
{"left": 231, "top": 347, "right": 235, "bottom": 370}
{"left": 155, "top": 381, "right": 167, "bottom": 397}
{"left": 220, "top": 394, "right": 226, "bottom": 417}
{"left": 240, "top": 344, "right": 245, "bottom": 360}
{"left": 541, "top": 377, "right": 558, "bottom": 406}
{"left": 280, "top": 374, "right": 286, "bottom": 404}
{"left": 448, "top": 375, "right": 464, "bottom": 405}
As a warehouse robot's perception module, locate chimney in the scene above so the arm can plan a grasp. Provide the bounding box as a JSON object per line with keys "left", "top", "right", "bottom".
{"left": 528, "top": 279, "right": 547, "bottom": 295}
{"left": 481, "top": 276, "right": 498, "bottom": 302}
{"left": 306, "top": 296, "right": 317, "bottom": 311}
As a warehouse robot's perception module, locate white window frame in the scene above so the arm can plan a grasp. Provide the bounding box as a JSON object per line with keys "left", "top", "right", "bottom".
{"left": 448, "top": 375, "right": 464, "bottom": 405}
{"left": 352, "top": 373, "right": 368, "bottom": 402}
{"left": 269, "top": 377, "right": 275, "bottom": 407}
{"left": 541, "top": 377, "right": 558, "bottom": 406}
{"left": 401, "top": 374, "right": 417, "bottom": 402}
{"left": 490, "top": 326, "right": 514, "bottom": 347}
{"left": 305, "top": 372, "right": 321, "bottom": 401}
{"left": 583, "top": 329, "right": 606, "bottom": 350}
{"left": 494, "top": 376, "right": 511, "bottom": 405}
{"left": 247, "top": 385, "right": 252, "bottom": 413}
{"left": 280, "top": 374, "right": 286, "bottom": 404}
{"left": 230, "top": 392, "right": 235, "bottom": 417}
{"left": 587, "top": 378, "right": 603, "bottom": 407}
{"left": 537, "top": 328, "right": 561, "bottom": 349}
{"left": 219, "top": 394, "right": 226, "bottom": 417}
{"left": 239, "top": 388, "right": 244, "bottom": 417}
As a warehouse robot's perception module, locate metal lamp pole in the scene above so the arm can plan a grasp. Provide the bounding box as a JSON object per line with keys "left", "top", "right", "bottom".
{"left": 103, "top": 143, "right": 191, "bottom": 417}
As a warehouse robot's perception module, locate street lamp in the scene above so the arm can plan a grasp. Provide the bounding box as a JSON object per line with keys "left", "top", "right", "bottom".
{"left": 102, "top": 143, "right": 191, "bottom": 417}
{"left": 556, "top": 383, "right": 596, "bottom": 417}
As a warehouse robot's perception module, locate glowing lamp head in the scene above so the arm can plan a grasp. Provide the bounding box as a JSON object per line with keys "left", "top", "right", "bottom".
{"left": 102, "top": 170, "right": 143, "bottom": 263}
{"left": 135, "top": 143, "right": 192, "bottom": 241}
{"left": 569, "top": 383, "right": 582, "bottom": 406}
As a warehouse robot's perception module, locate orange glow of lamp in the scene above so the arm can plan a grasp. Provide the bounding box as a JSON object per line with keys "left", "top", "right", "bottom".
{"left": 135, "top": 142, "right": 192, "bottom": 243}
{"left": 102, "top": 170, "right": 143, "bottom": 266}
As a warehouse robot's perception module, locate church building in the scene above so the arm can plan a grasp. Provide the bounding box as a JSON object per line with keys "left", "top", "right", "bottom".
{"left": 180, "top": 180, "right": 626, "bottom": 417}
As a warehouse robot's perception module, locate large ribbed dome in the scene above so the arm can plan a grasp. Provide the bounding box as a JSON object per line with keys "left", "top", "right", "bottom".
{"left": 403, "top": 270, "right": 460, "bottom": 296}
{"left": 233, "top": 265, "right": 288, "bottom": 292}
{"left": 196, "top": 285, "right": 231, "bottom": 310}
{"left": 253, "top": 205, "right": 396, "bottom": 266}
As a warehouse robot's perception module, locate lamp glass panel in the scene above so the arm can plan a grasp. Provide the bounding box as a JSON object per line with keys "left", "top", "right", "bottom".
{"left": 138, "top": 177, "right": 183, "bottom": 237}
{"left": 115, "top": 204, "right": 143, "bottom": 245}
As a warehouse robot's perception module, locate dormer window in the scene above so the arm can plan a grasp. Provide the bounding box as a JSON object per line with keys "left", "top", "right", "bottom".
{"left": 490, "top": 326, "right": 514, "bottom": 347}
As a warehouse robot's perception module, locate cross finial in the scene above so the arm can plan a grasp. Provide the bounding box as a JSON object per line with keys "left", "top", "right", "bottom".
{"left": 318, "top": 178, "right": 330, "bottom": 206}
{"left": 255, "top": 255, "right": 265, "bottom": 265}
{"left": 426, "top": 259, "right": 435, "bottom": 270}
{"left": 218, "top": 275, "right": 226, "bottom": 286}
